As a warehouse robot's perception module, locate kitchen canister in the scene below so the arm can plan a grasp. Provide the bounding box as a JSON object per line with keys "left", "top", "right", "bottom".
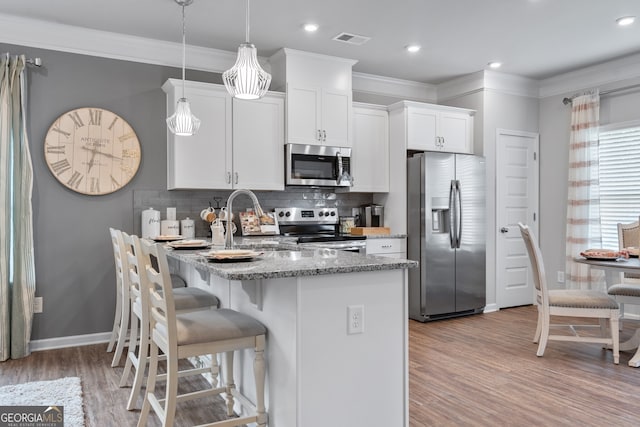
{"left": 161, "top": 220, "right": 180, "bottom": 236}
{"left": 166, "top": 207, "right": 177, "bottom": 221}
{"left": 181, "top": 217, "right": 195, "bottom": 239}
{"left": 141, "top": 207, "right": 161, "bottom": 239}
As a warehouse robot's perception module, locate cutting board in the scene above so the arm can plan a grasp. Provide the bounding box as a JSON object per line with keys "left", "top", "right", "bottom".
{"left": 350, "top": 227, "right": 391, "bottom": 236}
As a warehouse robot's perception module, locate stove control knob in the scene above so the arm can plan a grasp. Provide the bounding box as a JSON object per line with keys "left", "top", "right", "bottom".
{"left": 278, "top": 211, "right": 285, "bottom": 217}
{"left": 330, "top": 211, "right": 336, "bottom": 216}
{"left": 285, "top": 211, "right": 291, "bottom": 217}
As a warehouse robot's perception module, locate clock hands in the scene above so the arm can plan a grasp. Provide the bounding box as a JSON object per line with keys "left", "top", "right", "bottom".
{"left": 81, "top": 145, "right": 123, "bottom": 161}
{"left": 86, "top": 149, "right": 98, "bottom": 174}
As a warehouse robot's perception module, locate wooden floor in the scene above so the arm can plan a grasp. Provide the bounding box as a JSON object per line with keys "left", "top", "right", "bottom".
{"left": 2, "top": 305, "right": 640, "bottom": 426}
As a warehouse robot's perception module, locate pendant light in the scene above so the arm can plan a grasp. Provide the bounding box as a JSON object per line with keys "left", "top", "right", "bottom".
{"left": 167, "top": 0, "right": 201, "bottom": 136}
{"left": 223, "top": 0, "right": 271, "bottom": 100}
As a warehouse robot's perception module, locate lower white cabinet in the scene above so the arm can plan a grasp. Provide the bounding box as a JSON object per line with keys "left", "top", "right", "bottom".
{"left": 162, "top": 79, "right": 284, "bottom": 190}
{"left": 366, "top": 237, "right": 406, "bottom": 258}
{"left": 349, "top": 103, "right": 389, "bottom": 192}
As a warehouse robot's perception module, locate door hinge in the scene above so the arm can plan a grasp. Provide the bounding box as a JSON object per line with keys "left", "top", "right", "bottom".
{"left": 533, "top": 152, "right": 537, "bottom": 161}
{"left": 533, "top": 212, "right": 537, "bottom": 221}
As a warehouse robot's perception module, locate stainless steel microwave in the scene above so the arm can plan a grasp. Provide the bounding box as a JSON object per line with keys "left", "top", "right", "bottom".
{"left": 285, "top": 143, "right": 353, "bottom": 187}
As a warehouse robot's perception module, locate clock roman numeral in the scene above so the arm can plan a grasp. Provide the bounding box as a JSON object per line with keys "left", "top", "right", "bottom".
{"left": 50, "top": 159, "right": 71, "bottom": 175}
{"left": 46, "top": 144, "right": 66, "bottom": 154}
{"left": 111, "top": 175, "right": 120, "bottom": 190}
{"left": 68, "top": 111, "right": 85, "bottom": 129}
{"left": 107, "top": 116, "right": 119, "bottom": 131}
{"left": 119, "top": 132, "right": 136, "bottom": 142}
{"left": 67, "top": 171, "right": 84, "bottom": 189}
{"left": 89, "top": 109, "right": 102, "bottom": 126}
{"left": 50, "top": 126, "right": 71, "bottom": 138}
{"left": 90, "top": 177, "right": 100, "bottom": 193}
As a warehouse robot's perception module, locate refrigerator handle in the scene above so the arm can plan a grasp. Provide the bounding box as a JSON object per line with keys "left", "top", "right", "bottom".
{"left": 449, "top": 180, "right": 456, "bottom": 249}
{"left": 456, "top": 180, "right": 462, "bottom": 249}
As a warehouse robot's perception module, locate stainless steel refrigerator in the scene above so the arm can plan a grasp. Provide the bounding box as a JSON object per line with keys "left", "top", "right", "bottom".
{"left": 407, "top": 152, "right": 486, "bottom": 322}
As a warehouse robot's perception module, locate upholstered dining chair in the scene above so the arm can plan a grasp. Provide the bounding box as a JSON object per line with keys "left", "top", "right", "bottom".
{"left": 107, "top": 228, "right": 189, "bottom": 367}
{"left": 135, "top": 236, "right": 268, "bottom": 427}
{"left": 118, "top": 230, "right": 220, "bottom": 411}
{"left": 518, "top": 223, "right": 620, "bottom": 364}
{"left": 607, "top": 219, "right": 640, "bottom": 327}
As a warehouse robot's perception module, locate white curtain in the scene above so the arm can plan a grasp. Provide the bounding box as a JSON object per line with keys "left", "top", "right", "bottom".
{"left": 0, "top": 54, "right": 36, "bottom": 360}
{"left": 565, "top": 91, "right": 602, "bottom": 290}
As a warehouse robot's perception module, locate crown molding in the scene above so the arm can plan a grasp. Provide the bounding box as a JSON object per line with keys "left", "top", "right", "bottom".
{"left": 539, "top": 52, "right": 640, "bottom": 98}
{"left": 352, "top": 72, "right": 437, "bottom": 103}
{"left": 437, "top": 70, "right": 539, "bottom": 102}
{"left": 0, "top": 13, "right": 258, "bottom": 73}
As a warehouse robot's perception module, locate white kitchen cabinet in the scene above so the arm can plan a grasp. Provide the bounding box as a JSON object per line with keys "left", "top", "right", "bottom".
{"left": 270, "top": 48, "right": 357, "bottom": 148}
{"left": 232, "top": 94, "right": 285, "bottom": 190}
{"left": 366, "top": 237, "right": 406, "bottom": 258}
{"left": 162, "top": 79, "right": 284, "bottom": 190}
{"left": 404, "top": 103, "right": 474, "bottom": 154}
{"left": 287, "top": 85, "right": 352, "bottom": 146}
{"left": 348, "top": 103, "right": 389, "bottom": 192}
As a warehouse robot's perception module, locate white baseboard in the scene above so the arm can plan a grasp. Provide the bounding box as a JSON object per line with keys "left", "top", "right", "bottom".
{"left": 30, "top": 332, "right": 111, "bottom": 352}
{"left": 483, "top": 303, "right": 499, "bottom": 313}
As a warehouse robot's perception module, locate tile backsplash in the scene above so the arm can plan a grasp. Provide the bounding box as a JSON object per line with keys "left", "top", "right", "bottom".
{"left": 134, "top": 188, "right": 373, "bottom": 237}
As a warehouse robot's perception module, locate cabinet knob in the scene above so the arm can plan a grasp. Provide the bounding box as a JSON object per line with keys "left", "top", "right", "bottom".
{"left": 234, "top": 172, "right": 239, "bottom": 185}
{"left": 317, "top": 129, "right": 322, "bottom": 141}
{"left": 323, "top": 130, "right": 327, "bottom": 141}
{"left": 226, "top": 172, "right": 232, "bottom": 184}
{"left": 500, "top": 227, "right": 509, "bottom": 233}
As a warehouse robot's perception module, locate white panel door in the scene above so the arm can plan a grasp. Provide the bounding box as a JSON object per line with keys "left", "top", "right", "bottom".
{"left": 496, "top": 129, "right": 539, "bottom": 308}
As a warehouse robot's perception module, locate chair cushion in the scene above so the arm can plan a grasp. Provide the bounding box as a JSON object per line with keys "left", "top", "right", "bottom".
{"left": 548, "top": 289, "right": 619, "bottom": 309}
{"left": 608, "top": 283, "right": 640, "bottom": 297}
{"left": 173, "top": 287, "right": 219, "bottom": 311}
{"left": 156, "top": 308, "right": 266, "bottom": 346}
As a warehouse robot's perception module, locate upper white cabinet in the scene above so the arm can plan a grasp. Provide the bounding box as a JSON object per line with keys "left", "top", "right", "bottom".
{"left": 391, "top": 101, "right": 475, "bottom": 154}
{"left": 162, "top": 79, "right": 284, "bottom": 190}
{"left": 270, "top": 48, "right": 357, "bottom": 147}
{"left": 349, "top": 103, "right": 389, "bottom": 193}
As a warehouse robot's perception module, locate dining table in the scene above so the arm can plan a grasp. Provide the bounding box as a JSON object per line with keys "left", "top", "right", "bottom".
{"left": 575, "top": 256, "right": 640, "bottom": 367}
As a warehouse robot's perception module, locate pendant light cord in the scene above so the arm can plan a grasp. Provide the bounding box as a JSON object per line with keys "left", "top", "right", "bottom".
{"left": 181, "top": 3, "right": 186, "bottom": 98}
{"left": 245, "top": 0, "right": 250, "bottom": 43}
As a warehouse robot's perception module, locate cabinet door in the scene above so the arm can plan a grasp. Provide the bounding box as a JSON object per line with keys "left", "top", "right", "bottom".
{"left": 166, "top": 82, "right": 232, "bottom": 189}
{"left": 351, "top": 107, "right": 389, "bottom": 192}
{"left": 232, "top": 94, "right": 285, "bottom": 191}
{"left": 407, "top": 108, "right": 437, "bottom": 150}
{"left": 287, "top": 85, "right": 321, "bottom": 145}
{"left": 440, "top": 112, "right": 472, "bottom": 154}
{"left": 366, "top": 238, "right": 406, "bottom": 257}
{"left": 322, "top": 89, "right": 352, "bottom": 147}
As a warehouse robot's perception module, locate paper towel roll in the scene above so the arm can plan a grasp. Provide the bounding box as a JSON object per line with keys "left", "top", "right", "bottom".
{"left": 141, "top": 208, "right": 161, "bottom": 239}
{"left": 161, "top": 220, "right": 180, "bottom": 236}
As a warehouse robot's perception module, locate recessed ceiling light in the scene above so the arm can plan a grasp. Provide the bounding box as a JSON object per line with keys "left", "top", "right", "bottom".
{"left": 406, "top": 45, "right": 421, "bottom": 53}
{"left": 303, "top": 23, "right": 319, "bottom": 32}
{"left": 616, "top": 16, "right": 636, "bottom": 26}
{"left": 488, "top": 61, "right": 502, "bottom": 69}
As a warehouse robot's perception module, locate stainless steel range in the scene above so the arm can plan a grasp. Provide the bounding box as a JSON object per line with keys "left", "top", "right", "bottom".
{"left": 274, "top": 207, "right": 366, "bottom": 252}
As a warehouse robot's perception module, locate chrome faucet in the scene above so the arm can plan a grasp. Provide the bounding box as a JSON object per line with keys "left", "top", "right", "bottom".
{"left": 224, "top": 189, "right": 265, "bottom": 249}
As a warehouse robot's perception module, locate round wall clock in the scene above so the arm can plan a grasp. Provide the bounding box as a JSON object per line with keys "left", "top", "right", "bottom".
{"left": 44, "top": 107, "right": 141, "bottom": 195}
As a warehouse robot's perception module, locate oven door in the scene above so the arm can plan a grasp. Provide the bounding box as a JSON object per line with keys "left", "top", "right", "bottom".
{"left": 299, "top": 241, "right": 366, "bottom": 254}
{"left": 286, "top": 143, "right": 352, "bottom": 186}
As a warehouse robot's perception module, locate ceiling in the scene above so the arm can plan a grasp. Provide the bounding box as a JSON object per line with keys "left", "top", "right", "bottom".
{"left": 2, "top": 0, "right": 640, "bottom": 84}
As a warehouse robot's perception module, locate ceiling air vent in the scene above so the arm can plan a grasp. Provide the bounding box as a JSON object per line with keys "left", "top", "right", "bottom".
{"left": 332, "top": 32, "right": 371, "bottom": 46}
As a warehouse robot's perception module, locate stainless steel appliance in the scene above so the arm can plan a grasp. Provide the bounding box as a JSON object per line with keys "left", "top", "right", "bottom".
{"left": 275, "top": 207, "right": 366, "bottom": 252}
{"left": 285, "top": 143, "right": 353, "bottom": 187}
{"left": 407, "top": 152, "right": 486, "bottom": 321}
{"left": 357, "top": 204, "right": 384, "bottom": 227}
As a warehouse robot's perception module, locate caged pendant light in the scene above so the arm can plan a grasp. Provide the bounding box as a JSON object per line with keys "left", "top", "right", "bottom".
{"left": 167, "top": 0, "right": 201, "bottom": 136}
{"left": 223, "top": 0, "right": 271, "bottom": 99}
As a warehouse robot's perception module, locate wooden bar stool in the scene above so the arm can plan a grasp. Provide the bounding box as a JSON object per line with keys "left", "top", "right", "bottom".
{"left": 107, "top": 228, "right": 191, "bottom": 367}
{"left": 115, "top": 230, "right": 220, "bottom": 410}
{"left": 135, "top": 236, "right": 268, "bottom": 427}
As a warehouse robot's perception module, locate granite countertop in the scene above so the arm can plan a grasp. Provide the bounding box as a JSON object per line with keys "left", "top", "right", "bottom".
{"left": 165, "top": 236, "right": 417, "bottom": 281}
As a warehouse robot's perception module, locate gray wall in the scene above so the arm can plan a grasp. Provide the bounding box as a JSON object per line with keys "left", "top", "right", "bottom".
{"left": 2, "top": 42, "right": 373, "bottom": 341}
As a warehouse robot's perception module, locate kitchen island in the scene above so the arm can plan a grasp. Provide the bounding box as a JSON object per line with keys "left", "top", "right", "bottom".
{"left": 166, "top": 239, "right": 417, "bottom": 427}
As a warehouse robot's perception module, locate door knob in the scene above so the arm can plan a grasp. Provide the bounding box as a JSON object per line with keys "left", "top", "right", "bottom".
{"left": 500, "top": 227, "right": 509, "bottom": 233}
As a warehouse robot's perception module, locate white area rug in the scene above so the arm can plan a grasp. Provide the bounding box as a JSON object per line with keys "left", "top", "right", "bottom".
{"left": 0, "top": 376, "right": 85, "bottom": 426}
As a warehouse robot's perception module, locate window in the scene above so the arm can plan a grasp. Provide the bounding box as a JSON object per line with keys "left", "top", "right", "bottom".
{"left": 598, "top": 121, "right": 640, "bottom": 249}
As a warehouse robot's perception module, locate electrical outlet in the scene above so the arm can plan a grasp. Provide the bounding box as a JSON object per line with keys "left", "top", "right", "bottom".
{"left": 347, "top": 305, "right": 364, "bottom": 335}
{"left": 557, "top": 271, "right": 565, "bottom": 283}
{"left": 33, "top": 297, "right": 43, "bottom": 314}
